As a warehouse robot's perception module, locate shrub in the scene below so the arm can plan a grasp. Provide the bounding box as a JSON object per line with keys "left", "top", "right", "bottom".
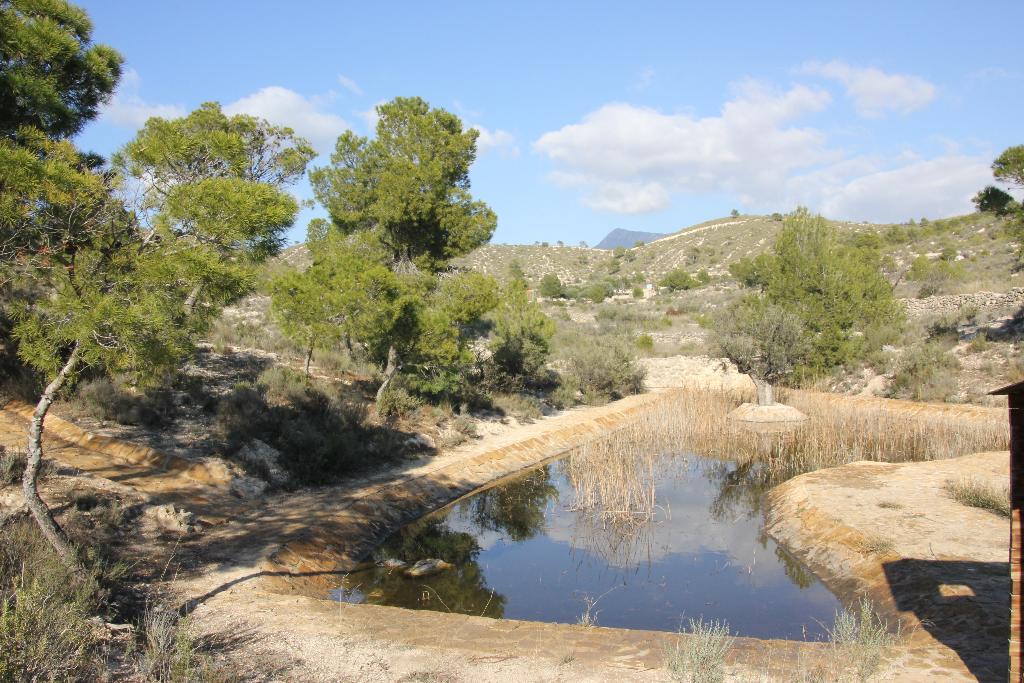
{"left": 215, "top": 373, "right": 376, "bottom": 485}
{"left": 635, "top": 333, "right": 654, "bottom": 353}
{"left": 492, "top": 393, "right": 544, "bottom": 422}
{"left": 137, "top": 605, "right": 231, "bottom": 683}
{"left": 549, "top": 375, "right": 579, "bottom": 410}
{"left": 488, "top": 280, "right": 556, "bottom": 389}
{"left": 580, "top": 282, "right": 613, "bottom": 303}
{"left": 827, "top": 597, "right": 897, "bottom": 682}
{"left": 665, "top": 618, "right": 734, "bottom": 683}
{"left": 451, "top": 415, "right": 477, "bottom": 437}
{"left": 539, "top": 273, "right": 564, "bottom": 298}
{"left": 889, "top": 343, "right": 960, "bottom": 402}
{"left": 659, "top": 268, "right": 698, "bottom": 291}
{"left": 377, "top": 386, "right": 423, "bottom": 420}
{"left": 67, "top": 376, "right": 168, "bottom": 427}
{"left": 563, "top": 338, "right": 646, "bottom": 404}
{"left": 0, "top": 521, "right": 105, "bottom": 682}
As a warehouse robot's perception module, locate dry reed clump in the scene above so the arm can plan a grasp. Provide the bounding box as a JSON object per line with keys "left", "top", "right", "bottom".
{"left": 581, "top": 388, "right": 1007, "bottom": 479}
{"left": 558, "top": 388, "right": 1006, "bottom": 563}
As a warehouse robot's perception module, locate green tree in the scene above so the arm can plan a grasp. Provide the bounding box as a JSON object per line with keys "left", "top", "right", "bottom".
{"left": 11, "top": 161, "right": 195, "bottom": 571}
{"left": 973, "top": 186, "right": 1016, "bottom": 215}
{"left": 114, "top": 103, "right": 314, "bottom": 327}
{"left": 658, "top": 268, "right": 697, "bottom": 291}
{"left": 983, "top": 145, "right": 1024, "bottom": 264}
{"left": 712, "top": 299, "right": 808, "bottom": 405}
{"left": 9, "top": 103, "right": 311, "bottom": 569}
{"left": 269, "top": 267, "right": 338, "bottom": 377}
{"left": 538, "top": 273, "right": 564, "bottom": 298}
{"left": 310, "top": 96, "right": 495, "bottom": 272}
{"left": 308, "top": 97, "right": 498, "bottom": 403}
{"left": 0, "top": 0, "right": 122, "bottom": 139}
{"left": 765, "top": 209, "right": 901, "bottom": 370}
{"left": 488, "top": 279, "right": 555, "bottom": 388}
{"left": 993, "top": 145, "right": 1024, "bottom": 188}
{"left": 728, "top": 253, "right": 775, "bottom": 289}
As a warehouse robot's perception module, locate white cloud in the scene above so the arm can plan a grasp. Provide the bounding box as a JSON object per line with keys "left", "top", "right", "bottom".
{"left": 100, "top": 68, "right": 186, "bottom": 128}
{"left": 224, "top": 86, "right": 348, "bottom": 152}
{"left": 583, "top": 180, "right": 669, "bottom": 213}
{"left": 801, "top": 60, "right": 936, "bottom": 117}
{"left": 471, "top": 125, "right": 519, "bottom": 157}
{"left": 337, "top": 74, "right": 363, "bottom": 96}
{"left": 534, "top": 79, "right": 987, "bottom": 222}
{"left": 533, "top": 82, "right": 834, "bottom": 214}
{"left": 813, "top": 155, "right": 991, "bottom": 222}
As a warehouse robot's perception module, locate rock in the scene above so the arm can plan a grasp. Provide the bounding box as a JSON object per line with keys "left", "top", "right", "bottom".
{"left": 229, "top": 475, "right": 268, "bottom": 499}
{"left": 727, "top": 402, "right": 808, "bottom": 424}
{"left": 236, "top": 439, "right": 289, "bottom": 486}
{"left": 377, "top": 558, "right": 408, "bottom": 570}
{"left": 148, "top": 503, "right": 199, "bottom": 535}
{"left": 403, "top": 558, "right": 453, "bottom": 578}
{"left": 405, "top": 433, "right": 435, "bottom": 451}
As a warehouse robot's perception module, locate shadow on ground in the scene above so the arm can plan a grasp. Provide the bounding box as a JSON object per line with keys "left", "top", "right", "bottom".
{"left": 883, "top": 558, "right": 1008, "bottom": 682}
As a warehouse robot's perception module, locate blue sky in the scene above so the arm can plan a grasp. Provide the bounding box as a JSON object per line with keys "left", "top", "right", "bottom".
{"left": 75, "top": 1, "right": 1023, "bottom": 246}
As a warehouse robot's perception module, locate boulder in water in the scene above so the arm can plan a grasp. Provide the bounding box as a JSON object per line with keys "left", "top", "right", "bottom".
{"left": 404, "top": 558, "right": 453, "bottom": 578}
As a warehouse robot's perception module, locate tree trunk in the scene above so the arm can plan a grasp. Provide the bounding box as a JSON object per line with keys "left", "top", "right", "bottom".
{"left": 752, "top": 377, "right": 775, "bottom": 406}
{"left": 304, "top": 346, "right": 313, "bottom": 378}
{"left": 375, "top": 345, "right": 400, "bottom": 404}
{"left": 183, "top": 283, "right": 203, "bottom": 317}
{"left": 23, "top": 344, "right": 85, "bottom": 575}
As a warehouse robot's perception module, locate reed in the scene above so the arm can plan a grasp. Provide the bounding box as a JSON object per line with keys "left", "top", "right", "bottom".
{"left": 584, "top": 388, "right": 1007, "bottom": 480}
{"left": 559, "top": 388, "right": 1007, "bottom": 563}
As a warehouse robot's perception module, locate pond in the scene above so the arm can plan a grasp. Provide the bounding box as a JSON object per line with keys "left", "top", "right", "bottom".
{"left": 331, "top": 448, "right": 841, "bottom": 640}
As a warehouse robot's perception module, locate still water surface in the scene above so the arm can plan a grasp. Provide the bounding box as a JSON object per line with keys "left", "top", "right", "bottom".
{"left": 331, "top": 453, "right": 840, "bottom": 639}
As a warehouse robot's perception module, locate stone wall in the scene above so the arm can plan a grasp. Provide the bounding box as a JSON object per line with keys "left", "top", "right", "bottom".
{"left": 901, "top": 287, "right": 1024, "bottom": 319}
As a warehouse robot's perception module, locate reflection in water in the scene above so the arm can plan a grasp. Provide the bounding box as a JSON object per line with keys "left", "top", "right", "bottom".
{"left": 332, "top": 452, "right": 841, "bottom": 639}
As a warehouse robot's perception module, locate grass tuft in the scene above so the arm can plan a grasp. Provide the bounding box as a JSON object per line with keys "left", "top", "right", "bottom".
{"left": 944, "top": 477, "right": 1010, "bottom": 517}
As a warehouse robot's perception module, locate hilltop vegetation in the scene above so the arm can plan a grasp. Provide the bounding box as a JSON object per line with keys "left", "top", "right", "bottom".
{"left": 458, "top": 212, "right": 1021, "bottom": 296}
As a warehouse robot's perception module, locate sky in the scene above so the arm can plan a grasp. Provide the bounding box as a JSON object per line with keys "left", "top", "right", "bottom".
{"left": 74, "top": 0, "right": 1023, "bottom": 246}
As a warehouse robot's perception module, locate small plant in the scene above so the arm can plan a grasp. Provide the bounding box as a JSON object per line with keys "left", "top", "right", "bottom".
{"left": 860, "top": 536, "right": 895, "bottom": 556}
{"left": 376, "top": 386, "right": 423, "bottom": 420}
{"left": 665, "top": 617, "right": 734, "bottom": 683}
{"left": 635, "top": 333, "right": 655, "bottom": 353}
{"left": 944, "top": 477, "right": 1010, "bottom": 517}
{"left": 876, "top": 501, "right": 903, "bottom": 510}
{"left": 451, "top": 415, "right": 478, "bottom": 438}
{"left": 549, "top": 375, "right": 579, "bottom": 410}
{"left": 492, "top": 393, "right": 543, "bottom": 422}
{"left": 0, "top": 449, "right": 25, "bottom": 486}
{"left": 138, "top": 605, "right": 230, "bottom": 682}
{"left": 827, "top": 597, "right": 897, "bottom": 682}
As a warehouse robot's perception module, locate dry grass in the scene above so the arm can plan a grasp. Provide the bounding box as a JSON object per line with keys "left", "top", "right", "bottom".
{"left": 566, "top": 388, "right": 1005, "bottom": 494}
{"left": 944, "top": 477, "right": 1010, "bottom": 517}
{"left": 558, "top": 388, "right": 1006, "bottom": 566}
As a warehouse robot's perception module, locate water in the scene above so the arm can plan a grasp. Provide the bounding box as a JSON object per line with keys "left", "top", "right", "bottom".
{"left": 331, "top": 453, "right": 841, "bottom": 639}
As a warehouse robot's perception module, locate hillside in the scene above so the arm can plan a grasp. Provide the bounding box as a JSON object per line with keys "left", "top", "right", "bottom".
{"left": 456, "top": 212, "right": 1023, "bottom": 296}
{"left": 594, "top": 228, "right": 667, "bottom": 249}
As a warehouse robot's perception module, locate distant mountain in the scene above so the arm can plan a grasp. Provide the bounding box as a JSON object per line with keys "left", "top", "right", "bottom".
{"left": 595, "top": 228, "right": 667, "bottom": 249}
